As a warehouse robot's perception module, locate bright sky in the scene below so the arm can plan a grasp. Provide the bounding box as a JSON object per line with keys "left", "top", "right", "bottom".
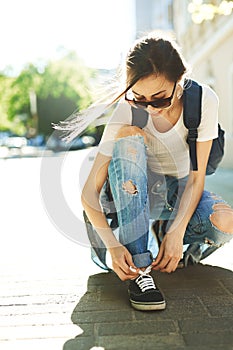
{"left": 0, "top": 0, "right": 135, "bottom": 73}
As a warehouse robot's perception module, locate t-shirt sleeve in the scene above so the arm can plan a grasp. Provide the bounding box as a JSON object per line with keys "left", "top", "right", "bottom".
{"left": 197, "top": 84, "right": 219, "bottom": 142}
{"left": 98, "top": 101, "right": 132, "bottom": 156}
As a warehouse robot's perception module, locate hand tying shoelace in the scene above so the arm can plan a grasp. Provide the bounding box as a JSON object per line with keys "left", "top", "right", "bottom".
{"left": 128, "top": 265, "right": 166, "bottom": 310}
{"left": 138, "top": 265, "right": 152, "bottom": 275}
{"left": 130, "top": 265, "right": 156, "bottom": 292}
{"left": 130, "top": 264, "right": 152, "bottom": 276}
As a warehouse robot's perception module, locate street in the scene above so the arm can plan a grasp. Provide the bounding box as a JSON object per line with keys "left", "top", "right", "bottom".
{"left": 0, "top": 149, "right": 102, "bottom": 349}
{"left": 1, "top": 148, "right": 233, "bottom": 349}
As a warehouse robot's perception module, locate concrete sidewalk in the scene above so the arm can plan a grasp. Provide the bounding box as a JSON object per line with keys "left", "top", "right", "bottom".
{"left": 62, "top": 168, "right": 233, "bottom": 350}
{"left": 1, "top": 158, "right": 233, "bottom": 350}
{"left": 64, "top": 264, "right": 233, "bottom": 350}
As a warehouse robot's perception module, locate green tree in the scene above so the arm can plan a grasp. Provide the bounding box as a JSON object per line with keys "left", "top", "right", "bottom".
{"left": 36, "top": 53, "right": 95, "bottom": 135}
{"left": 37, "top": 52, "right": 93, "bottom": 110}
{"left": 0, "top": 74, "right": 17, "bottom": 132}
{"left": 7, "top": 65, "right": 40, "bottom": 121}
{"left": 1, "top": 52, "right": 95, "bottom": 136}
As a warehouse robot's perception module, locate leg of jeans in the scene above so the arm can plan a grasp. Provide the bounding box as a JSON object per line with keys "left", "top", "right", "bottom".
{"left": 83, "top": 210, "right": 110, "bottom": 270}
{"left": 184, "top": 190, "right": 233, "bottom": 264}
{"left": 108, "top": 136, "right": 152, "bottom": 268}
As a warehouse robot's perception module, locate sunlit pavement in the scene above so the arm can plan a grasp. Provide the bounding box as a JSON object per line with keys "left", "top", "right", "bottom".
{"left": 1, "top": 149, "right": 233, "bottom": 349}
{"left": 0, "top": 149, "right": 102, "bottom": 350}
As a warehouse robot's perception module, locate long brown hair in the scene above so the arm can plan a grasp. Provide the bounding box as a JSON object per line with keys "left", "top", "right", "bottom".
{"left": 112, "top": 31, "right": 189, "bottom": 103}
{"left": 54, "top": 32, "right": 189, "bottom": 142}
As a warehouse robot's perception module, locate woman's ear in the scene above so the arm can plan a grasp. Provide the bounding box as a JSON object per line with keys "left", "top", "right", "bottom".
{"left": 176, "top": 83, "right": 183, "bottom": 99}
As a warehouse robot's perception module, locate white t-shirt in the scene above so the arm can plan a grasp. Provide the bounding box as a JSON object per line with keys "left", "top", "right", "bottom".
{"left": 98, "top": 84, "right": 219, "bottom": 178}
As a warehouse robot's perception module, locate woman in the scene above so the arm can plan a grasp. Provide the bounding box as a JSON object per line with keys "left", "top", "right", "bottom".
{"left": 70, "top": 32, "right": 233, "bottom": 311}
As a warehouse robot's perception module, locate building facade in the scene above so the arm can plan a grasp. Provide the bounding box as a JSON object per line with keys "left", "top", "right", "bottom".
{"left": 173, "top": 0, "right": 233, "bottom": 168}
{"left": 135, "top": 0, "right": 173, "bottom": 37}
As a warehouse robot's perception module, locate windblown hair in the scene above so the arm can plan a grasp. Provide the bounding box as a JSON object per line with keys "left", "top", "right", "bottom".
{"left": 125, "top": 32, "right": 188, "bottom": 88}
{"left": 53, "top": 31, "right": 189, "bottom": 142}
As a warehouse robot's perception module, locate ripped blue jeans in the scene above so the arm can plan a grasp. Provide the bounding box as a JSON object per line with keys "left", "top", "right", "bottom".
{"left": 88, "top": 136, "right": 232, "bottom": 270}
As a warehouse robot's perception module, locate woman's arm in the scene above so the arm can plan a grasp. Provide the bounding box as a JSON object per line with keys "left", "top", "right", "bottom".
{"left": 152, "top": 139, "right": 213, "bottom": 273}
{"left": 81, "top": 152, "right": 116, "bottom": 246}
{"left": 81, "top": 152, "right": 139, "bottom": 280}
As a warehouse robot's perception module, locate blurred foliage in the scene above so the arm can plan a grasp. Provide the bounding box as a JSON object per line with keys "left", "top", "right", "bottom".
{"left": 37, "top": 53, "right": 93, "bottom": 110}
{"left": 0, "top": 52, "right": 96, "bottom": 135}
{"left": 7, "top": 65, "right": 39, "bottom": 124}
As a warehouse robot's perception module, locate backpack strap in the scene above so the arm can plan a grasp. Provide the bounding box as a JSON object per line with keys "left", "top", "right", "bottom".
{"left": 131, "top": 80, "right": 202, "bottom": 171}
{"left": 131, "top": 106, "right": 149, "bottom": 128}
{"left": 183, "top": 80, "right": 202, "bottom": 171}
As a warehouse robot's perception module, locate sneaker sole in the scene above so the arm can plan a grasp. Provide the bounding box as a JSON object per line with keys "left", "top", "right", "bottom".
{"left": 130, "top": 300, "right": 166, "bottom": 311}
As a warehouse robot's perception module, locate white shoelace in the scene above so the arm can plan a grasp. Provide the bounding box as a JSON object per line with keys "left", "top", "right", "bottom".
{"left": 135, "top": 265, "right": 156, "bottom": 292}
{"left": 138, "top": 265, "right": 152, "bottom": 275}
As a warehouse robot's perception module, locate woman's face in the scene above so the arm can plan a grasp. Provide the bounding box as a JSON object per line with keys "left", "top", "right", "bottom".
{"left": 130, "top": 74, "right": 177, "bottom": 116}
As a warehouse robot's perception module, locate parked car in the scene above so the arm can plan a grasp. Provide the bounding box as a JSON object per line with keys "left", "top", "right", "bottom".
{"left": 27, "top": 134, "right": 45, "bottom": 147}
{"left": 4, "top": 136, "right": 27, "bottom": 149}
{"left": 46, "top": 133, "right": 96, "bottom": 152}
{"left": 0, "top": 131, "right": 13, "bottom": 146}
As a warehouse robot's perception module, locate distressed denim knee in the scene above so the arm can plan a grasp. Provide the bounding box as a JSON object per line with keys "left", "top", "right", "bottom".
{"left": 185, "top": 191, "right": 233, "bottom": 250}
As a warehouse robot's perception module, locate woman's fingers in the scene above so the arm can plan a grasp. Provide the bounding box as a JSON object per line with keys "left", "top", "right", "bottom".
{"left": 153, "top": 255, "right": 180, "bottom": 273}
{"left": 110, "top": 247, "right": 139, "bottom": 281}
{"left": 114, "top": 265, "right": 139, "bottom": 281}
{"left": 152, "top": 244, "right": 164, "bottom": 269}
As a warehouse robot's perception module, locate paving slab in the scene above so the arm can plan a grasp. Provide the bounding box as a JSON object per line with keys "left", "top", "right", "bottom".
{"left": 63, "top": 264, "right": 233, "bottom": 350}
{"left": 1, "top": 155, "right": 233, "bottom": 350}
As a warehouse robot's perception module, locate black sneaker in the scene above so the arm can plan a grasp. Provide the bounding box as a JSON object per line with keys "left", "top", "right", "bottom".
{"left": 128, "top": 273, "right": 166, "bottom": 311}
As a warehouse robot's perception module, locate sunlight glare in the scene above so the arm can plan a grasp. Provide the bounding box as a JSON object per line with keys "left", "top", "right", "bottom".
{"left": 0, "top": 0, "right": 135, "bottom": 72}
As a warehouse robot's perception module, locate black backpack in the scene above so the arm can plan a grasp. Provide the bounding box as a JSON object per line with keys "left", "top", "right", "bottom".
{"left": 131, "top": 80, "right": 225, "bottom": 175}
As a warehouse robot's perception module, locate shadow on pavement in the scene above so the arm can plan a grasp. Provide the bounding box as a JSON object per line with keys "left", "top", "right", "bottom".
{"left": 63, "top": 264, "right": 233, "bottom": 350}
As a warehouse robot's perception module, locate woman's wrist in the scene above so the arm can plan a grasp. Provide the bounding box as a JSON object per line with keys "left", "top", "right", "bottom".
{"left": 167, "top": 223, "right": 186, "bottom": 238}
{"left": 93, "top": 226, "right": 120, "bottom": 250}
{"left": 107, "top": 242, "right": 123, "bottom": 251}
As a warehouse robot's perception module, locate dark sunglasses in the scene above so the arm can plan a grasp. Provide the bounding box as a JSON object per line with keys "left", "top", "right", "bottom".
{"left": 125, "top": 82, "right": 177, "bottom": 109}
